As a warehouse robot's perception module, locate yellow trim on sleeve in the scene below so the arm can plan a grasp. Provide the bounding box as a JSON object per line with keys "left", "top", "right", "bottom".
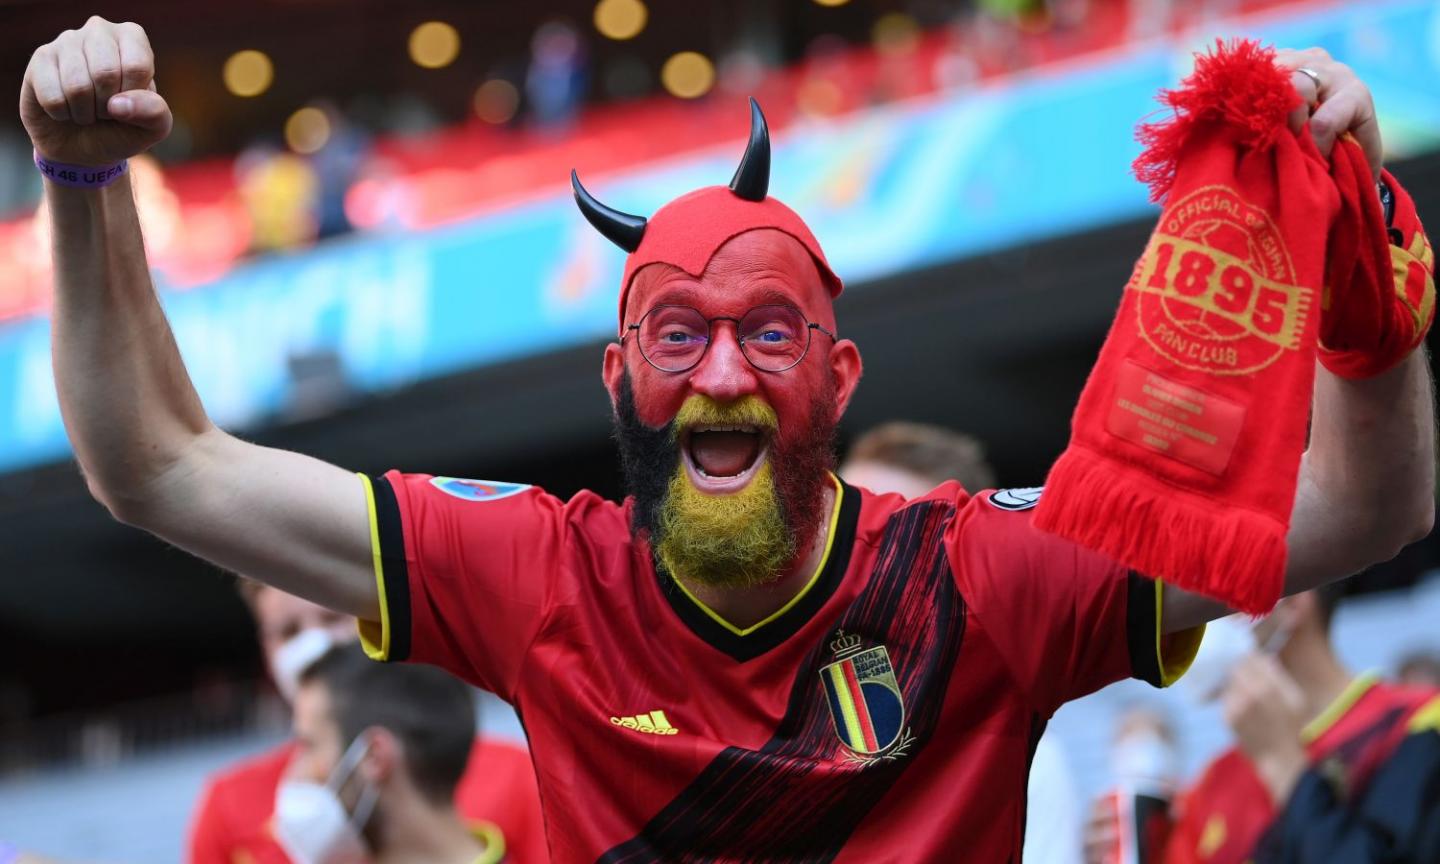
{"left": 1155, "top": 581, "right": 1205, "bottom": 687}
{"left": 668, "top": 473, "right": 844, "bottom": 638}
{"left": 1302, "top": 671, "right": 1380, "bottom": 743}
{"left": 468, "top": 820, "right": 506, "bottom": 864}
{"left": 354, "top": 473, "right": 392, "bottom": 661}
{"left": 1407, "top": 695, "right": 1440, "bottom": 734}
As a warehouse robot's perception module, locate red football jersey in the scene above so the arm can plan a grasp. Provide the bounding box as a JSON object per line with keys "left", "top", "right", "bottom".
{"left": 1162, "top": 675, "right": 1438, "bottom": 864}
{"left": 358, "top": 474, "right": 1202, "bottom": 863}
{"left": 188, "top": 737, "right": 548, "bottom": 864}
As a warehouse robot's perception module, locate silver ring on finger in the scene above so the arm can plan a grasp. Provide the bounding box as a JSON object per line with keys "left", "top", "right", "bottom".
{"left": 1295, "top": 66, "right": 1323, "bottom": 99}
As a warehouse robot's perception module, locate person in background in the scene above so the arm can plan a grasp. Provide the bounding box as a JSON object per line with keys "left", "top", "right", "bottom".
{"left": 280, "top": 644, "right": 497, "bottom": 864}
{"left": 1083, "top": 706, "right": 1184, "bottom": 864}
{"left": 525, "top": 20, "right": 587, "bottom": 131}
{"left": 1161, "top": 584, "right": 1440, "bottom": 863}
{"left": 1396, "top": 649, "right": 1440, "bottom": 689}
{"left": 840, "top": 420, "right": 996, "bottom": 498}
{"left": 188, "top": 581, "right": 548, "bottom": 864}
{"left": 840, "top": 421, "right": 1079, "bottom": 864}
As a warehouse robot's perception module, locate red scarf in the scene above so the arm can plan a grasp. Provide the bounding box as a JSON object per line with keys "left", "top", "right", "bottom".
{"left": 1320, "top": 164, "right": 1435, "bottom": 378}
{"left": 1034, "top": 41, "right": 1357, "bottom": 614}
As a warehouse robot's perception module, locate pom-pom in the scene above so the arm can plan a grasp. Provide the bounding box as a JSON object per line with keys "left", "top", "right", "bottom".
{"left": 1133, "top": 39, "right": 1300, "bottom": 202}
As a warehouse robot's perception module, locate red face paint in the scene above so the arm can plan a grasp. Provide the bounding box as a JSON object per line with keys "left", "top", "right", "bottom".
{"left": 582, "top": 100, "right": 854, "bottom": 563}
{"left": 616, "top": 186, "right": 843, "bottom": 329}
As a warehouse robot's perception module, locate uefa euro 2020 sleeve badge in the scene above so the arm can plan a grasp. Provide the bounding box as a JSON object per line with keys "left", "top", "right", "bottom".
{"left": 819, "top": 630, "right": 913, "bottom": 764}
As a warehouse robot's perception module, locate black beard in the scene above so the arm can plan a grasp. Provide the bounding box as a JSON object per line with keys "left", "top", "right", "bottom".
{"left": 613, "top": 373, "right": 681, "bottom": 542}
{"left": 611, "top": 372, "right": 839, "bottom": 571}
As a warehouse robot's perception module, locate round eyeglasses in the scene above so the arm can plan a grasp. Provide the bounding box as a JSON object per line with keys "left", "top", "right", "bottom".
{"left": 621, "top": 304, "right": 837, "bottom": 373}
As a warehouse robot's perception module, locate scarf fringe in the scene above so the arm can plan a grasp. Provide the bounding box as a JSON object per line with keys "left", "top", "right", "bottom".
{"left": 1134, "top": 38, "right": 1300, "bottom": 203}
{"left": 1034, "top": 445, "right": 1286, "bottom": 615}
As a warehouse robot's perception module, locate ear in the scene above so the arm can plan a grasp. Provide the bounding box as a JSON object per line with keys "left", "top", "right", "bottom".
{"left": 603, "top": 342, "right": 625, "bottom": 414}
{"left": 828, "top": 338, "right": 863, "bottom": 422}
{"left": 359, "top": 727, "right": 398, "bottom": 787}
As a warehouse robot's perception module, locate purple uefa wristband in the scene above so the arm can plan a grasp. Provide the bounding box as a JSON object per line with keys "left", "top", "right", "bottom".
{"left": 33, "top": 151, "right": 128, "bottom": 189}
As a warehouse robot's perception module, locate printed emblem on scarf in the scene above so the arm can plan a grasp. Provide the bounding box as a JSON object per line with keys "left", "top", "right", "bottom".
{"left": 1130, "top": 185, "right": 1309, "bottom": 375}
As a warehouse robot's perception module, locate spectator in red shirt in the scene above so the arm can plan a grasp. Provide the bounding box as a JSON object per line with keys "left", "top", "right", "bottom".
{"left": 1162, "top": 584, "right": 1440, "bottom": 864}
{"left": 187, "top": 582, "right": 548, "bottom": 864}
{"left": 278, "top": 643, "right": 496, "bottom": 864}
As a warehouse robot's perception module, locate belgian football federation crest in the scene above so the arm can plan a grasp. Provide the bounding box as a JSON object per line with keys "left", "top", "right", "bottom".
{"left": 819, "top": 630, "right": 913, "bottom": 763}
{"left": 430, "top": 477, "right": 532, "bottom": 502}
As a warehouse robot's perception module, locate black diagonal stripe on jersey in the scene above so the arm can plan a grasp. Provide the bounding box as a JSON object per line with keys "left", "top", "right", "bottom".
{"left": 598, "top": 499, "right": 967, "bottom": 863}
{"left": 1331, "top": 705, "right": 1411, "bottom": 768}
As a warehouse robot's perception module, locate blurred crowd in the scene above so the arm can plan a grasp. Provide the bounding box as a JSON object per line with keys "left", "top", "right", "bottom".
{"left": 0, "top": 0, "right": 1298, "bottom": 321}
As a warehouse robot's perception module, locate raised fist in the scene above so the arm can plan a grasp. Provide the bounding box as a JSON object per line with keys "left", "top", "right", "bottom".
{"left": 20, "top": 16, "right": 171, "bottom": 167}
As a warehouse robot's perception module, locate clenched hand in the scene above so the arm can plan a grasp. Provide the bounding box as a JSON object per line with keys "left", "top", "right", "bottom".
{"left": 20, "top": 16, "right": 171, "bottom": 167}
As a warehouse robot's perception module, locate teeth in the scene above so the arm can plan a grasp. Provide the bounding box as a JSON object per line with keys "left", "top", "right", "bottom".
{"left": 692, "top": 425, "right": 760, "bottom": 434}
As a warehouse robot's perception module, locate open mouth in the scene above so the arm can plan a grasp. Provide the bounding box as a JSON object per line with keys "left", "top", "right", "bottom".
{"left": 681, "top": 424, "right": 770, "bottom": 492}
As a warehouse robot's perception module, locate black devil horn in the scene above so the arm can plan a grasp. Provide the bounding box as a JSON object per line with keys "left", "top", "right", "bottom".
{"left": 571, "top": 169, "right": 647, "bottom": 253}
{"left": 728, "top": 97, "right": 770, "bottom": 202}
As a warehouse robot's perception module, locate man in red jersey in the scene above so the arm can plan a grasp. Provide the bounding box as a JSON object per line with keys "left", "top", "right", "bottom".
{"left": 188, "top": 583, "right": 548, "bottom": 864}
{"left": 24, "top": 16, "right": 1435, "bottom": 862}
{"left": 1163, "top": 586, "right": 1440, "bottom": 864}
{"left": 278, "top": 644, "right": 505, "bottom": 864}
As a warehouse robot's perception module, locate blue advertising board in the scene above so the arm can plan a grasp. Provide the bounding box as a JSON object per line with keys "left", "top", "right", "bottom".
{"left": 1, "top": 0, "right": 1438, "bottom": 472}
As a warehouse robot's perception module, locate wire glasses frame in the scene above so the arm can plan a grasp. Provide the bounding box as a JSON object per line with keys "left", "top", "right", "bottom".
{"left": 620, "top": 304, "right": 837, "bottom": 373}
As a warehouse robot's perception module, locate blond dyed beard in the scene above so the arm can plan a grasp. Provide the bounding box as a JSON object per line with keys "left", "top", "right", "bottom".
{"left": 654, "top": 396, "right": 794, "bottom": 589}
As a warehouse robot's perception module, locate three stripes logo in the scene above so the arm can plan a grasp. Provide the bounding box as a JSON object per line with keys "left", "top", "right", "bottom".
{"left": 611, "top": 710, "right": 679, "bottom": 735}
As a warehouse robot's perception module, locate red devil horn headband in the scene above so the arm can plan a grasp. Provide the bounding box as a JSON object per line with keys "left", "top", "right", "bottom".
{"left": 570, "top": 97, "right": 771, "bottom": 252}
{"left": 572, "top": 97, "right": 843, "bottom": 325}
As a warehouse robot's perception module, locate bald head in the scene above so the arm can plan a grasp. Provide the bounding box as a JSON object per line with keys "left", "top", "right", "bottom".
{"left": 626, "top": 228, "right": 834, "bottom": 330}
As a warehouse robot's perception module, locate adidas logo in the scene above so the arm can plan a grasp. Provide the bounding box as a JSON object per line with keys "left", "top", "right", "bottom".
{"left": 610, "top": 710, "right": 679, "bottom": 735}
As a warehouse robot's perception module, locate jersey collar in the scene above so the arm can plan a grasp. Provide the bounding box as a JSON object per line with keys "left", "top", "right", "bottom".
{"left": 1302, "top": 670, "right": 1380, "bottom": 743}
{"left": 656, "top": 475, "right": 861, "bottom": 662}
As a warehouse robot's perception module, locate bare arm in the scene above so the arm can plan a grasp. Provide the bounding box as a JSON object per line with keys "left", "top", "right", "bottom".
{"left": 1162, "top": 48, "right": 1436, "bottom": 632}
{"left": 1164, "top": 353, "right": 1434, "bottom": 631}
{"left": 27, "top": 17, "right": 378, "bottom": 619}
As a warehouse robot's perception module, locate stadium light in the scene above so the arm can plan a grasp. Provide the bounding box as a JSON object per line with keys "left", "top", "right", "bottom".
{"left": 660, "top": 51, "right": 715, "bottom": 99}
{"left": 594, "top": 0, "right": 648, "bottom": 41}
{"left": 873, "top": 12, "right": 920, "bottom": 55}
{"left": 812, "top": 0, "right": 851, "bottom": 6}
{"left": 222, "top": 49, "right": 273, "bottom": 98}
{"left": 284, "top": 107, "right": 331, "bottom": 154}
{"left": 409, "top": 21, "right": 461, "bottom": 69}
{"left": 474, "top": 79, "right": 520, "bottom": 124}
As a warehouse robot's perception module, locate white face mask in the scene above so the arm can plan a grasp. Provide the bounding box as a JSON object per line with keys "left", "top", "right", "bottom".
{"left": 270, "top": 628, "right": 340, "bottom": 704}
{"left": 1111, "top": 729, "right": 1179, "bottom": 791}
{"left": 274, "top": 736, "right": 379, "bottom": 864}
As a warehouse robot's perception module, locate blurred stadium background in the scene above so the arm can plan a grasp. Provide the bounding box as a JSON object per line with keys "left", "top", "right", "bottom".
{"left": 1, "top": 0, "right": 1439, "bottom": 859}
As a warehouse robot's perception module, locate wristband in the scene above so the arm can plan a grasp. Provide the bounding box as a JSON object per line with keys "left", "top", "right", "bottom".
{"left": 33, "top": 151, "right": 128, "bottom": 189}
